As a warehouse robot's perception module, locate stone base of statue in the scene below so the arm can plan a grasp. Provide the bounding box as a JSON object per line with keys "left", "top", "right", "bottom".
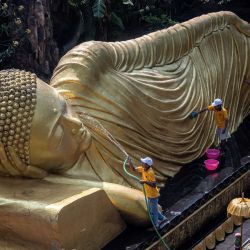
{"left": 0, "top": 176, "right": 126, "bottom": 250}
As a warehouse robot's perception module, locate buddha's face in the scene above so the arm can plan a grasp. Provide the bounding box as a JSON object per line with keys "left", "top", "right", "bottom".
{"left": 29, "top": 79, "right": 92, "bottom": 171}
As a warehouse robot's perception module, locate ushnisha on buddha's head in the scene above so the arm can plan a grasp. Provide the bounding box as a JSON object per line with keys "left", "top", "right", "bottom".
{"left": 0, "top": 69, "right": 92, "bottom": 178}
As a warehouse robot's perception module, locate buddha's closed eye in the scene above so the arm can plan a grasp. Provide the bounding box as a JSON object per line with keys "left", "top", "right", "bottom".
{"left": 49, "top": 125, "right": 64, "bottom": 150}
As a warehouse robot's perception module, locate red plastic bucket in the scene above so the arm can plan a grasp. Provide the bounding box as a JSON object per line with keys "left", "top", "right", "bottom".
{"left": 204, "top": 159, "right": 219, "bottom": 171}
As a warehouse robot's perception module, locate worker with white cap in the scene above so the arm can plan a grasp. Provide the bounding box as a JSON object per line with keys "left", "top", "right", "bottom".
{"left": 190, "top": 98, "right": 230, "bottom": 153}
{"left": 128, "top": 156, "right": 167, "bottom": 229}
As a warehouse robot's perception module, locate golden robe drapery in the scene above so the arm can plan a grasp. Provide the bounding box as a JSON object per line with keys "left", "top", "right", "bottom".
{"left": 50, "top": 11, "right": 250, "bottom": 189}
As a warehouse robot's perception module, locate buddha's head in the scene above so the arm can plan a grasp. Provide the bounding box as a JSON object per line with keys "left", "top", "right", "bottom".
{"left": 0, "top": 69, "right": 92, "bottom": 173}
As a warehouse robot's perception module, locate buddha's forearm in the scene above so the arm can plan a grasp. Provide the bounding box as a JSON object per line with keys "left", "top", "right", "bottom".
{"left": 48, "top": 175, "right": 149, "bottom": 225}
{"left": 102, "top": 182, "right": 149, "bottom": 225}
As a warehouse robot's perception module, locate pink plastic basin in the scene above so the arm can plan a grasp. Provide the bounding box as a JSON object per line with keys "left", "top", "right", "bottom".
{"left": 206, "top": 149, "right": 220, "bottom": 159}
{"left": 204, "top": 159, "right": 219, "bottom": 171}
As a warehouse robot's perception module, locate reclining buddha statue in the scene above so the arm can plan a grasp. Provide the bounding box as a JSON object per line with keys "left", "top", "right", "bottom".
{"left": 0, "top": 11, "right": 250, "bottom": 230}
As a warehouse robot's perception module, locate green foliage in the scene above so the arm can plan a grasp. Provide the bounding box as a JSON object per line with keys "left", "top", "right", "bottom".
{"left": 0, "top": 23, "right": 9, "bottom": 35}
{"left": 200, "top": 0, "right": 232, "bottom": 4}
{"left": 141, "top": 14, "right": 177, "bottom": 32}
{"left": 92, "top": 0, "right": 106, "bottom": 19}
{"left": 0, "top": 1, "right": 29, "bottom": 64}
{"left": 0, "top": 46, "right": 14, "bottom": 63}
{"left": 122, "top": 0, "right": 133, "bottom": 6}
{"left": 218, "top": 0, "right": 231, "bottom": 4}
{"left": 66, "top": 0, "right": 125, "bottom": 40}
{"left": 67, "top": 0, "right": 88, "bottom": 7}
{"left": 111, "top": 12, "right": 124, "bottom": 30}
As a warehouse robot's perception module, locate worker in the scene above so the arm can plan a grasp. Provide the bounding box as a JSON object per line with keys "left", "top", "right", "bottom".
{"left": 190, "top": 98, "right": 229, "bottom": 154}
{"left": 128, "top": 156, "right": 168, "bottom": 229}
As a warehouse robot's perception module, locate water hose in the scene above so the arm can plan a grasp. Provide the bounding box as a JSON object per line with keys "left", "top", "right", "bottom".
{"left": 123, "top": 157, "right": 171, "bottom": 250}
{"left": 78, "top": 113, "right": 171, "bottom": 249}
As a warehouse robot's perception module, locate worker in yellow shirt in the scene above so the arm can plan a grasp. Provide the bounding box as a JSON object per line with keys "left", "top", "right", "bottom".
{"left": 190, "top": 98, "right": 230, "bottom": 153}
{"left": 128, "top": 156, "right": 167, "bottom": 229}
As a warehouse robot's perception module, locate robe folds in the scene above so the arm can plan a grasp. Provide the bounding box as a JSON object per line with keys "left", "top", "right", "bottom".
{"left": 51, "top": 11, "right": 250, "bottom": 189}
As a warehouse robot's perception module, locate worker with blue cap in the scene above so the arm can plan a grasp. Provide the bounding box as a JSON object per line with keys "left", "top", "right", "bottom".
{"left": 128, "top": 156, "right": 167, "bottom": 229}
{"left": 190, "top": 98, "right": 230, "bottom": 153}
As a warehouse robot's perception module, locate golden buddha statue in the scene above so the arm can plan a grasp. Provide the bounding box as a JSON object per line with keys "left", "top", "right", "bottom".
{"left": 0, "top": 69, "right": 148, "bottom": 226}
{"left": 50, "top": 10, "right": 250, "bottom": 187}
{"left": 1, "top": 11, "right": 250, "bottom": 231}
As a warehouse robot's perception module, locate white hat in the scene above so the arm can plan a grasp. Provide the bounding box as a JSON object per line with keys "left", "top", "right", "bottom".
{"left": 212, "top": 98, "right": 222, "bottom": 107}
{"left": 140, "top": 157, "right": 153, "bottom": 166}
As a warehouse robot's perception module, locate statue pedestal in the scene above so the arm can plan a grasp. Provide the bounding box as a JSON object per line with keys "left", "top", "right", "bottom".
{"left": 0, "top": 177, "right": 126, "bottom": 250}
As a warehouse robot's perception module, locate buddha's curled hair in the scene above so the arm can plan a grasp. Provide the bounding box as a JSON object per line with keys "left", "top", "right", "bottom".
{"left": 0, "top": 69, "right": 37, "bottom": 165}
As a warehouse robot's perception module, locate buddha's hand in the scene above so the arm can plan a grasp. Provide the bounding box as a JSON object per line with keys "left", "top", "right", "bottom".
{"left": 0, "top": 143, "right": 47, "bottom": 179}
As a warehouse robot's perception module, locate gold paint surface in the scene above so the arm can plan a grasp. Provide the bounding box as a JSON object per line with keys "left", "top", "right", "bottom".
{"left": 0, "top": 176, "right": 126, "bottom": 249}
{"left": 0, "top": 12, "right": 249, "bottom": 241}
{"left": 50, "top": 11, "right": 250, "bottom": 189}
{"left": 227, "top": 197, "right": 250, "bottom": 217}
{"left": 30, "top": 78, "right": 92, "bottom": 172}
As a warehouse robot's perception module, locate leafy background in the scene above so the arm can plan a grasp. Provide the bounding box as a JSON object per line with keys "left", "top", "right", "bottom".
{"left": 0, "top": 0, "right": 249, "bottom": 79}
